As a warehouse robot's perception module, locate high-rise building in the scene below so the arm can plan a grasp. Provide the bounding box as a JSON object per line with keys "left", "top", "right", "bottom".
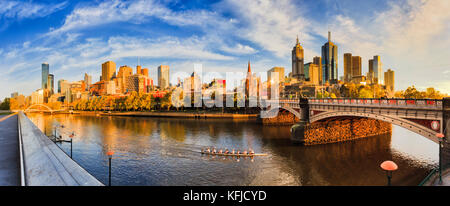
{"left": 304, "top": 63, "right": 320, "bottom": 85}
{"left": 42, "top": 63, "right": 49, "bottom": 89}
{"left": 136, "top": 65, "right": 142, "bottom": 75}
{"left": 384, "top": 69, "right": 395, "bottom": 92}
{"left": 313, "top": 56, "right": 322, "bottom": 84}
{"left": 352, "top": 56, "right": 362, "bottom": 77}
{"left": 102, "top": 61, "right": 116, "bottom": 81}
{"left": 343, "top": 53, "right": 352, "bottom": 82}
{"left": 84, "top": 73, "right": 92, "bottom": 91}
{"left": 368, "top": 59, "right": 374, "bottom": 83}
{"left": 116, "top": 65, "right": 133, "bottom": 93}
{"left": 142, "top": 68, "right": 149, "bottom": 77}
{"left": 58, "top": 79, "right": 70, "bottom": 94}
{"left": 47, "top": 74, "right": 54, "bottom": 94}
{"left": 321, "top": 31, "right": 338, "bottom": 84}
{"left": 291, "top": 36, "right": 304, "bottom": 80}
{"left": 158, "top": 65, "right": 170, "bottom": 89}
{"left": 369, "top": 56, "right": 383, "bottom": 84}
{"left": 267, "top": 67, "right": 285, "bottom": 85}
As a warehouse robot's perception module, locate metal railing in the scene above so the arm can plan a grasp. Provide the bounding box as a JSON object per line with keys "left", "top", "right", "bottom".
{"left": 276, "top": 98, "right": 443, "bottom": 110}
{"left": 418, "top": 168, "right": 438, "bottom": 186}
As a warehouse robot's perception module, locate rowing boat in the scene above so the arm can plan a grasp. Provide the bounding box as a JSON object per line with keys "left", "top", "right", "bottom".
{"left": 201, "top": 151, "right": 268, "bottom": 157}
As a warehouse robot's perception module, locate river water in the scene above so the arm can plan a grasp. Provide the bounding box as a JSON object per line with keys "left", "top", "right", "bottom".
{"left": 28, "top": 113, "right": 438, "bottom": 186}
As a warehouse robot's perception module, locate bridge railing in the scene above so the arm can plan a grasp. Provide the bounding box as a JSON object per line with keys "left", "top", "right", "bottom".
{"left": 273, "top": 98, "right": 443, "bottom": 110}
{"left": 308, "top": 98, "right": 443, "bottom": 110}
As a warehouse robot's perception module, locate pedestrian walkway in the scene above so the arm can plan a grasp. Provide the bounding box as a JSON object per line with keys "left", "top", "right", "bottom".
{"left": 0, "top": 114, "right": 20, "bottom": 186}
{"left": 431, "top": 169, "right": 450, "bottom": 186}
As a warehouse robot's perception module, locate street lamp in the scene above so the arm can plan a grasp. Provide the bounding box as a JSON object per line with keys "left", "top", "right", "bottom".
{"left": 107, "top": 150, "right": 114, "bottom": 186}
{"left": 436, "top": 133, "right": 445, "bottom": 184}
{"left": 380, "top": 160, "right": 398, "bottom": 186}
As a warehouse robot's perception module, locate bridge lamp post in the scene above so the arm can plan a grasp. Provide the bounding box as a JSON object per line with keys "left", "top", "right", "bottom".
{"left": 436, "top": 133, "right": 445, "bottom": 184}
{"left": 380, "top": 160, "right": 398, "bottom": 186}
{"left": 106, "top": 151, "right": 114, "bottom": 186}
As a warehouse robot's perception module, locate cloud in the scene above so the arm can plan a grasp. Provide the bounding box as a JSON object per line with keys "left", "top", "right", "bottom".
{"left": 0, "top": 1, "right": 67, "bottom": 20}
{"left": 220, "top": 43, "right": 257, "bottom": 55}
{"left": 49, "top": 0, "right": 232, "bottom": 35}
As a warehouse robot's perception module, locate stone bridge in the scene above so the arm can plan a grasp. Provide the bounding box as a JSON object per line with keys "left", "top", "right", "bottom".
{"left": 264, "top": 97, "right": 450, "bottom": 169}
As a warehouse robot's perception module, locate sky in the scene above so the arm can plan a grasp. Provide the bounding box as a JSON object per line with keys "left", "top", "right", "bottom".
{"left": 0, "top": 0, "right": 449, "bottom": 99}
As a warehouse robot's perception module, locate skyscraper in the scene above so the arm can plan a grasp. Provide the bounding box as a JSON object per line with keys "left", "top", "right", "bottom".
{"left": 47, "top": 74, "right": 54, "bottom": 94}
{"left": 343, "top": 53, "right": 352, "bottom": 83}
{"left": 369, "top": 56, "right": 383, "bottom": 84}
{"left": 117, "top": 65, "right": 133, "bottom": 93}
{"left": 158, "top": 65, "right": 170, "bottom": 89}
{"left": 291, "top": 36, "right": 304, "bottom": 80}
{"left": 42, "top": 63, "right": 49, "bottom": 89}
{"left": 368, "top": 59, "right": 374, "bottom": 83}
{"left": 321, "top": 32, "right": 338, "bottom": 84}
{"left": 313, "top": 56, "right": 322, "bottom": 84}
{"left": 351, "top": 56, "right": 362, "bottom": 76}
{"left": 384, "top": 69, "right": 395, "bottom": 92}
{"left": 102, "top": 61, "right": 116, "bottom": 81}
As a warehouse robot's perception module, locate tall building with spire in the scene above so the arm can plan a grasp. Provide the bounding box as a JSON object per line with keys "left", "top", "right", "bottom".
{"left": 321, "top": 32, "right": 338, "bottom": 84}
{"left": 291, "top": 36, "right": 304, "bottom": 80}
{"left": 245, "top": 61, "right": 252, "bottom": 99}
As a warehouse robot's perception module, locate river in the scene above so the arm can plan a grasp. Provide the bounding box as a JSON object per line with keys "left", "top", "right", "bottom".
{"left": 27, "top": 113, "right": 438, "bottom": 186}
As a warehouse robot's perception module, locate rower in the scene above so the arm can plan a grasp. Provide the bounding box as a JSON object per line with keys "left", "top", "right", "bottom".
{"left": 218, "top": 149, "right": 223, "bottom": 154}
{"left": 225, "top": 149, "right": 229, "bottom": 154}
{"left": 243, "top": 150, "right": 248, "bottom": 155}
{"left": 231, "top": 149, "right": 235, "bottom": 154}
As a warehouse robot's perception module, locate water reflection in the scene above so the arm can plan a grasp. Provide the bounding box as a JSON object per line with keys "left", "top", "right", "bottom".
{"left": 27, "top": 113, "right": 437, "bottom": 186}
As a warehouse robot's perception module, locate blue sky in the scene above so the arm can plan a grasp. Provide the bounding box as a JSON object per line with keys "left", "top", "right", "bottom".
{"left": 1, "top": 0, "right": 449, "bottom": 99}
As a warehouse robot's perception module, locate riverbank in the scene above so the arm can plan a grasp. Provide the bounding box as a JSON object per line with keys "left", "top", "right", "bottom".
{"left": 100, "top": 111, "right": 258, "bottom": 119}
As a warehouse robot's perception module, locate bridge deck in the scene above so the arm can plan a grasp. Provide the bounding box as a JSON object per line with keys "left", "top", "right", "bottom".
{"left": 0, "top": 114, "right": 20, "bottom": 186}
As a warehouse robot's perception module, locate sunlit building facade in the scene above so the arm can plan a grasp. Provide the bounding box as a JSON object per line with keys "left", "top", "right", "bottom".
{"left": 321, "top": 32, "right": 338, "bottom": 84}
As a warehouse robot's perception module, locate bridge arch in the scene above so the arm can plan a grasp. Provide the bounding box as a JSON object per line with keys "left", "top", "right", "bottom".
{"left": 310, "top": 111, "right": 440, "bottom": 143}
{"left": 263, "top": 106, "right": 302, "bottom": 119}
{"left": 24, "top": 104, "right": 54, "bottom": 113}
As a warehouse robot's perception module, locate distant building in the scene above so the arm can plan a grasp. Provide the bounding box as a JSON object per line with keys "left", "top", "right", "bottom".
{"left": 158, "top": 65, "right": 170, "bottom": 89}
{"left": 116, "top": 65, "right": 133, "bottom": 93}
{"left": 47, "top": 74, "right": 54, "bottom": 94}
{"left": 42, "top": 63, "right": 49, "bottom": 89}
{"left": 368, "top": 59, "right": 374, "bottom": 84}
{"left": 136, "top": 65, "right": 142, "bottom": 75}
{"left": 313, "top": 56, "right": 322, "bottom": 84}
{"left": 369, "top": 56, "right": 383, "bottom": 84}
{"left": 352, "top": 56, "right": 362, "bottom": 77}
{"left": 32, "top": 89, "right": 45, "bottom": 104}
{"left": 11, "top": 92, "right": 18, "bottom": 98}
{"left": 101, "top": 61, "right": 116, "bottom": 81}
{"left": 84, "top": 73, "right": 92, "bottom": 91}
{"left": 267, "top": 67, "right": 285, "bottom": 85}
{"left": 58, "top": 79, "right": 70, "bottom": 94}
{"left": 384, "top": 69, "right": 395, "bottom": 94}
{"left": 126, "top": 75, "right": 150, "bottom": 93}
{"left": 321, "top": 32, "right": 338, "bottom": 84}
{"left": 291, "top": 36, "right": 304, "bottom": 80}
{"left": 142, "top": 68, "right": 149, "bottom": 77}
{"left": 343, "top": 53, "right": 352, "bottom": 83}
{"left": 304, "top": 63, "right": 320, "bottom": 85}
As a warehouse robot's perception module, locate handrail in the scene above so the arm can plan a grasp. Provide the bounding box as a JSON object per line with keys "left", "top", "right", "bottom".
{"left": 418, "top": 167, "right": 438, "bottom": 186}
{"left": 17, "top": 113, "right": 26, "bottom": 186}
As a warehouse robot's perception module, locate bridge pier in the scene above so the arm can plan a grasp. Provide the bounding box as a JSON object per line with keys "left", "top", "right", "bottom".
{"left": 442, "top": 97, "right": 450, "bottom": 170}
{"left": 290, "top": 98, "right": 309, "bottom": 143}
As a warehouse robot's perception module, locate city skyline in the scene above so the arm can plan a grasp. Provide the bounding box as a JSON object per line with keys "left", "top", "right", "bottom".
{"left": 1, "top": 0, "right": 450, "bottom": 99}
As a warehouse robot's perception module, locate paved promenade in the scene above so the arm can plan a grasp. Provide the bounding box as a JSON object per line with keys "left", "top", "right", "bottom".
{"left": 0, "top": 114, "right": 20, "bottom": 186}
{"left": 431, "top": 169, "right": 450, "bottom": 186}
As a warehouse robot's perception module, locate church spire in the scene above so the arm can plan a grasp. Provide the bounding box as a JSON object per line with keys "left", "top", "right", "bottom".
{"left": 328, "top": 31, "right": 331, "bottom": 42}
{"left": 247, "top": 60, "right": 251, "bottom": 73}
{"left": 296, "top": 35, "right": 299, "bottom": 45}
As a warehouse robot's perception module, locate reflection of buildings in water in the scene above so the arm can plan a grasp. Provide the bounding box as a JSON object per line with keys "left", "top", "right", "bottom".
{"left": 159, "top": 120, "right": 186, "bottom": 142}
